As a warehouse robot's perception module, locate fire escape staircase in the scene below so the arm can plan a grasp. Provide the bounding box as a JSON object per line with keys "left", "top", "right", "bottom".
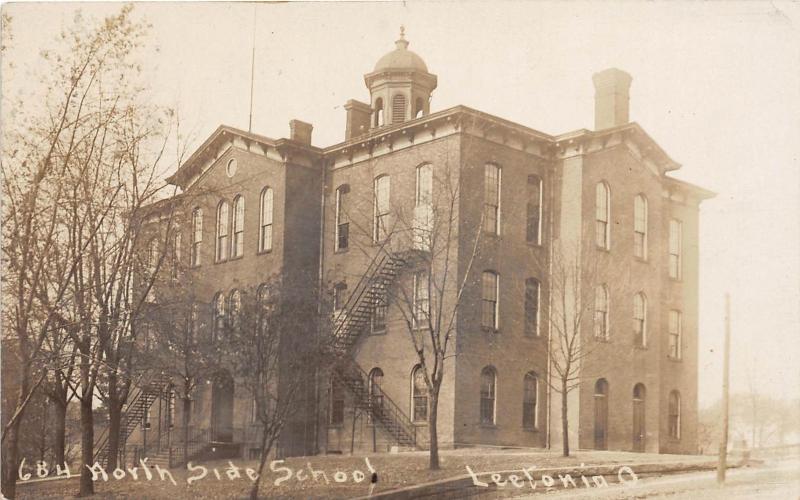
{"left": 93, "top": 373, "right": 171, "bottom": 468}
{"left": 332, "top": 248, "right": 420, "bottom": 448}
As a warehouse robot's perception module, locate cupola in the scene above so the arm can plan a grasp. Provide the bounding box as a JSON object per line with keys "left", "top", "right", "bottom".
{"left": 364, "top": 27, "right": 438, "bottom": 128}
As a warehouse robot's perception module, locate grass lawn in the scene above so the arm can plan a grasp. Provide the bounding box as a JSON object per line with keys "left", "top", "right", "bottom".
{"left": 16, "top": 448, "right": 712, "bottom": 499}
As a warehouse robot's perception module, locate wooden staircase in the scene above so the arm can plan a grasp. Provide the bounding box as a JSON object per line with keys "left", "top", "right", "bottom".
{"left": 332, "top": 248, "right": 419, "bottom": 448}
{"left": 93, "top": 373, "right": 171, "bottom": 468}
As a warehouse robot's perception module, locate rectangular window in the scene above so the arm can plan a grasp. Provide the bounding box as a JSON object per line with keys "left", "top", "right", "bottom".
{"left": 634, "top": 196, "right": 647, "bottom": 259}
{"left": 668, "top": 310, "right": 682, "bottom": 359}
{"left": 669, "top": 219, "right": 682, "bottom": 279}
{"left": 335, "top": 186, "right": 349, "bottom": 251}
{"left": 329, "top": 381, "right": 344, "bottom": 426}
{"left": 413, "top": 271, "right": 430, "bottom": 329}
{"left": 595, "top": 183, "right": 610, "bottom": 249}
{"left": 526, "top": 175, "right": 542, "bottom": 244}
{"left": 171, "top": 233, "right": 181, "bottom": 281}
{"left": 481, "top": 271, "right": 499, "bottom": 330}
{"left": 371, "top": 287, "right": 387, "bottom": 333}
{"left": 524, "top": 279, "right": 540, "bottom": 336}
{"left": 484, "top": 164, "right": 501, "bottom": 235}
{"left": 373, "top": 176, "right": 391, "bottom": 242}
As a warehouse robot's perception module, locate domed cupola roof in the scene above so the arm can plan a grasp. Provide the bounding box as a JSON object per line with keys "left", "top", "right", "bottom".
{"left": 373, "top": 26, "right": 429, "bottom": 73}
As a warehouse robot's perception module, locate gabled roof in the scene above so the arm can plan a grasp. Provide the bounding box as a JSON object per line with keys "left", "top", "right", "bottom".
{"left": 167, "top": 125, "right": 322, "bottom": 190}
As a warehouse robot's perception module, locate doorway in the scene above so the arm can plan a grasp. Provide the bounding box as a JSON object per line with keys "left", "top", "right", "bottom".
{"left": 211, "top": 371, "right": 234, "bottom": 442}
{"left": 632, "top": 383, "right": 646, "bottom": 452}
{"left": 594, "top": 378, "right": 609, "bottom": 450}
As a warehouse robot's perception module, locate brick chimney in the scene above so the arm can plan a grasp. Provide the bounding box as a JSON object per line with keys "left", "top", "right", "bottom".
{"left": 592, "top": 68, "right": 632, "bottom": 130}
{"left": 289, "top": 119, "right": 313, "bottom": 145}
{"left": 344, "top": 100, "right": 373, "bottom": 140}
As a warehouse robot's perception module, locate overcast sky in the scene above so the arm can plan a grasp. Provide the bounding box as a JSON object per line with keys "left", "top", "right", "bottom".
{"left": 4, "top": 1, "right": 799, "bottom": 407}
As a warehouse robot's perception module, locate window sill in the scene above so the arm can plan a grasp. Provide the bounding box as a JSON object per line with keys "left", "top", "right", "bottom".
{"left": 229, "top": 255, "right": 244, "bottom": 262}
{"left": 668, "top": 276, "right": 683, "bottom": 283}
{"left": 667, "top": 356, "right": 683, "bottom": 362}
{"left": 523, "top": 334, "right": 542, "bottom": 340}
{"left": 480, "top": 423, "right": 498, "bottom": 429}
{"left": 257, "top": 249, "right": 273, "bottom": 256}
{"left": 634, "top": 256, "right": 648, "bottom": 263}
{"left": 595, "top": 245, "right": 611, "bottom": 253}
{"left": 526, "top": 241, "right": 544, "bottom": 248}
{"left": 334, "top": 248, "right": 349, "bottom": 255}
{"left": 412, "top": 421, "right": 428, "bottom": 427}
{"left": 522, "top": 426, "right": 539, "bottom": 433}
{"left": 594, "top": 336, "right": 611, "bottom": 343}
{"left": 370, "top": 329, "right": 387, "bottom": 336}
{"left": 482, "top": 326, "right": 500, "bottom": 334}
{"left": 634, "top": 344, "right": 648, "bottom": 350}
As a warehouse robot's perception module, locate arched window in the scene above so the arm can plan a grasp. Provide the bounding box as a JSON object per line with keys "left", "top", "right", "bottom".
{"left": 412, "top": 365, "right": 428, "bottom": 422}
{"left": 212, "top": 292, "right": 226, "bottom": 341}
{"left": 481, "top": 271, "right": 499, "bottom": 330}
{"left": 634, "top": 383, "right": 646, "bottom": 400}
{"left": 373, "top": 175, "right": 391, "bottom": 242}
{"left": 668, "top": 310, "right": 682, "bottom": 359}
{"left": 523, "top": 371, "right": 538, "bottom": 429}
{"left": 415, "top": 97, "right": 424, "bottom": 118}
{"left": 334, "top": 185, "right": 350, "bottom": 251}
{"left": 216, "top": 201, "right": 230, "bottom": 262}
{"left": 191, "top": 207, "right": 203, "bottom": 267}
{"left": 229, "top": 289, "right": 242, "bottom": 333}
{"left": 484, "top": 164, "right": 501, "bottom": 235}
{"left": 527, "top": 175, "right": 543, "bottom": 244}
{"left": 259, "top": 187, "right": 273, "bottom": 253}
{"left": 374, "top": 98, "right": 384, "bottom": 127}
{"left": 147, "top": 238, "right": 159, "bottom": 274}
{"left": 330, "top": 379, "right": 344, "bottom": 426}
{"left": 594, "top": 285, "right": 609, "bottom": 339}
{"left": 480, "top": 366, "right": 497, "bottom": 425}
{"left": 392, "top": 94, "right": 407, "bottom": 124}
{"left": 633, "top": 292, "right": 647, "bottom": 347}
{"left": 369, "top": 368, "right": 384, "bottom": 411}
{"left": 524, "top": 278, "right": 540, "bottom": 337}
{"left": 668, "top": 390, "right": 681, "bottom": 439}
{"left": 232, "top": 195, "right": 245, "bottom": 258}
{"left": 595, "top": 182, "right": 610, "bottom": 249}
{"left": 416, "top": 164, "right": 432, "bottom": 207}
{"left": 634, "top": 195, "right": 647, "bottom": 258}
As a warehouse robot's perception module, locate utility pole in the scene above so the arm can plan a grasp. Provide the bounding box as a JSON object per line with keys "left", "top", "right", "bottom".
{"left": 717, "top": 292, "right": 731, "bottom": 484}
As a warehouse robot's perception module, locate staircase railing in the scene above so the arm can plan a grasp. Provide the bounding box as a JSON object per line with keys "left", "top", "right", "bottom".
{"left": 335, "top": 358, "right": 418, "bottom": 447}
{"left": 93, "top": 372, "right": 171, "bottom": 465}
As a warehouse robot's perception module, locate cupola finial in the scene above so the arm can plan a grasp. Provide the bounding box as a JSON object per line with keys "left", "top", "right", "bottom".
{"left": 395, "top": 25, "right": 409, "bottom": 49}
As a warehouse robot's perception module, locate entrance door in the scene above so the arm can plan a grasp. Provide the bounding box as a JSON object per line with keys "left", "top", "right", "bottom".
{"left": 211, "top": 371, "right": 234, "bottom": 442}
{"left": 632, "top": 383, "right": 646, "bottom": 452}
{"left": 594, "top": 379, "right": 609, "bottom": 450}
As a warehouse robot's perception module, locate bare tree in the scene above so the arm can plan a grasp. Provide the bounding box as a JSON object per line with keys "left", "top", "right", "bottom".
{"left": 225, "top": 278, "right": 332, "bottom": 500}
{"left": 378, "top": 160, "right": 482, "bottom": 471}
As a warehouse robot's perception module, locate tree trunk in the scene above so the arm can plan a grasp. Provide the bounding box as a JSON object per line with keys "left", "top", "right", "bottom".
{"left": 2, "top": 367, "right": 31, "bottom": 499}
{"left": 428, "top": 391, "right": 440, "bottom": 470}
{"left": 250, "top": 430, "right": 271, "bottom": 500}
{"left": 53, "top": 401, "right": 67, "bottom": 466}
{"left": 561, "top": 379, "right": 570, "bottom": 457}
{"left": 182, "top": 395, "right": 191, "bottom": 465}
{"left": 1, "top": 413, "right": 22, "bottom": 499}
{"left": 106, "top": 373, "right": 121, "bottom": 471}
{"left": 78, "top": 360, "right": 94, "bottom": 497}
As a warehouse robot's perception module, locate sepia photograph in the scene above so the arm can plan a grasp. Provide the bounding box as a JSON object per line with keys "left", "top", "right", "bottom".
{"left": 1, "top": 1, "right": 799, "bottom": 499}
